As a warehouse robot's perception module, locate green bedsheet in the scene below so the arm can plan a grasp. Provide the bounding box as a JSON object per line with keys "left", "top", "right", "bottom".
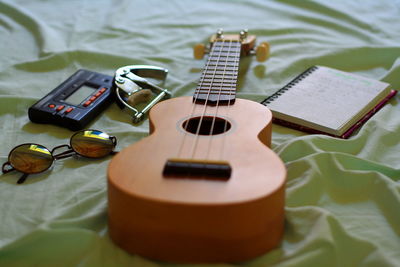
{"left": 0, "top": 0, "right": 399, "bottom": 266}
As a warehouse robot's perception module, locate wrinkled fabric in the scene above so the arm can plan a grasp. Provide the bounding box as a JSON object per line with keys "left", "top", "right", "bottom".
{"left": 0, "top": 0, "right": 399, "bottom": 266}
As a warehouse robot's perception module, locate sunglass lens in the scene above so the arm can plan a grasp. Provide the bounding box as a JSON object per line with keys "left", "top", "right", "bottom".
{"left": 9, "top": 144, "right": 53, "bottom": 174}
{"left": 71, "top": 130, "right": 114, "bottom": 158}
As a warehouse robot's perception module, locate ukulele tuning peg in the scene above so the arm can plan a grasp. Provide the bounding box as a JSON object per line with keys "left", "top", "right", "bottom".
{"left": 193, "top": 43, "right": 207, "bottom": 59}
{"left": 255, "top": 41, "right": 270, "bottom": 62}
{"left": 240, "top": 29, "right": 248, "bottom": 41}
{"left": 216, "top": 28, "right": 224, "bottom": 39}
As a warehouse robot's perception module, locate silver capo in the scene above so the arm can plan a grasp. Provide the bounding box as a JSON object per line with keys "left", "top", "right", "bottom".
{"left": 114, "top": 65, "right": 172, "bottom": 123}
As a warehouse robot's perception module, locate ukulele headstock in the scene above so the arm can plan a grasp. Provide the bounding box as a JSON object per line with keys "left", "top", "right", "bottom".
{"left": 193, "top": 29, "right": 270, "bottom": 62}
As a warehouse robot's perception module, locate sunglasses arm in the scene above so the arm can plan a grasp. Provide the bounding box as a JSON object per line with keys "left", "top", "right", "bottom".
{"left": 110, "top": 136, "right": 117, "bottom": 146}
{"left": 17, "top": 173, "right": 29, "bottom": 184}
{"left": 107, "top": 136, "right": 118, "bottom": 155}
{"left": 2, "top": 162, "right": 15, "bottom": 174}
{"left": 2, "top": 162, "right": 29, "bottom": 184}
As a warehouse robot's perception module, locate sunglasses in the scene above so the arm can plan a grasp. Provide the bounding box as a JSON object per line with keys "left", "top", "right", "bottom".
{"left": 2, "top": 129, "right": 117, "bottom": 184}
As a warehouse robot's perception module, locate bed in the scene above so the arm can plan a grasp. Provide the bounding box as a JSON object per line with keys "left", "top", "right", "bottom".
{"left": 0, "top": 0, "right": 399, "bottom": 266}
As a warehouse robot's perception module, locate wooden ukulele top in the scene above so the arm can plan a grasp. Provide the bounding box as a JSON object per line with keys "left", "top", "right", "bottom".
{"left": 108, "top": 96, "right": 285, "bottom": 205}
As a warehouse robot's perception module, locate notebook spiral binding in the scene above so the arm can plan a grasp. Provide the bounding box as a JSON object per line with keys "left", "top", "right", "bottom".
{"left": 261, "top": 66, "right": 319, "bottom": 105}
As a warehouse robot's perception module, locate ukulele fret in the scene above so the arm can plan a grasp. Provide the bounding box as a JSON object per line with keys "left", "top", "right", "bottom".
{"left": 208, "top": 57, "right": 240, "bottom": 61}
{"left": 198, "top": 81, "right": 236, "bottom": 85}
{"left": 199, "top": 79, "right": 237, "bottom": 84}
{"left": 197, "top": 85, "right": 237, "bottom": 90}
{"left": 203, "top": 71, "right": 237, "bottom": 76}
{"left": 202, "top": 67, "right": 239, "bottom": 72}
{"left": 199, "top": 92, "right": 236, "bottom": 98}
{"left": 208, "top": 54, "right": 241, "bottom": 58}
{"left": 205, "top": 71, "right": 238, "bottom": 76}
{"left": 196, "top": 87, "right": 235, "bottom": 91}
{"left": 201, "top": 74, "right": 238, "bottom": 79}
{"left": 207, "top": 64, "right": 238, "bottom": 68}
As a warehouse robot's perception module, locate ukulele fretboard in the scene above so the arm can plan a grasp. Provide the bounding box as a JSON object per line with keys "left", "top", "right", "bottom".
{"left": 193, "top": 41, "right": 241, "bottom": 105}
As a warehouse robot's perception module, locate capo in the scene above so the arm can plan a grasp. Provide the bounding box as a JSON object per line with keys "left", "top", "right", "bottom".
{"left": 114, "top": 65, "right": 172, "bottom": 123}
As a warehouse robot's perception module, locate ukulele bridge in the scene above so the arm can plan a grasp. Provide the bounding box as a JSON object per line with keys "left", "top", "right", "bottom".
{"left": 163, "top": 158, "right": 231, "bottom": 180}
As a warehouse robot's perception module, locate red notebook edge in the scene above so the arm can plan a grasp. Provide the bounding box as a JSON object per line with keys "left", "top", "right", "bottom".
{"left": 271, "top": 89, "right": 398, "bottom": 139}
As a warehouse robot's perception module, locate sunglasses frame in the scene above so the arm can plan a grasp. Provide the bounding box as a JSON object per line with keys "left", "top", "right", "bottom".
{"left": 2, "top": 129, "right": 117, "bottom": 184}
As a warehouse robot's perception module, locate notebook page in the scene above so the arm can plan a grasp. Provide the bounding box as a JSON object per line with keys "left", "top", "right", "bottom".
{"left": 267, "top": 66, "right": 390, "bottom": 135}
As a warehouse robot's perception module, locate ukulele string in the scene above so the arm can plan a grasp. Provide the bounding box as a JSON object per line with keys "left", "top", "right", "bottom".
{"left": 175, "top": 40, "right": 225, "bottom": 159}
{"left": 188, "top": 40, "right": 226, "bottom": 160}
{"left": 218, "top": 41, "right": 242, "bottom": 161}
{"left": 204, "top": 39, "right": 236, "bottom": 160}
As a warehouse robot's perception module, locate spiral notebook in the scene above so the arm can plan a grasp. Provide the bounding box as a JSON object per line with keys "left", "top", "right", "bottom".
{"left": 262, "top": 66, "right": 397, "bottom": 138}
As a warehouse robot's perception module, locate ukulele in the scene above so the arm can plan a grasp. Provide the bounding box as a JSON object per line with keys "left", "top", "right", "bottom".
{"left": 107, "top": 30, "right": 286, "bottom": 263}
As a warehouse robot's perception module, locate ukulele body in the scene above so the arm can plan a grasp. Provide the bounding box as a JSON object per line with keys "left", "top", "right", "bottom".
{"left": 108, "top": 96, "right": 286, "bottom": 263}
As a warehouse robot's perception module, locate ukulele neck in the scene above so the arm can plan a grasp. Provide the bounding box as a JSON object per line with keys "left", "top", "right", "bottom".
{"left": 193, "top": 40, "right": 241, "bottom": 105}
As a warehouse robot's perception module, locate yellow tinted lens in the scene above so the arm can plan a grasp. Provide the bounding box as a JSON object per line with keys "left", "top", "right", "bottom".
{"left": 71, "top": 130, "right": 114, "bottom": 158}
{"left": 9, "top": 144, "right": 53, "bottom": 174}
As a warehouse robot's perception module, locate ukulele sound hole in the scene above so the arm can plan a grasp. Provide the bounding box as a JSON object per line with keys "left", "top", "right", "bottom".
{"left": 182, "top": 116, "right": 231, "bottom": 135}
